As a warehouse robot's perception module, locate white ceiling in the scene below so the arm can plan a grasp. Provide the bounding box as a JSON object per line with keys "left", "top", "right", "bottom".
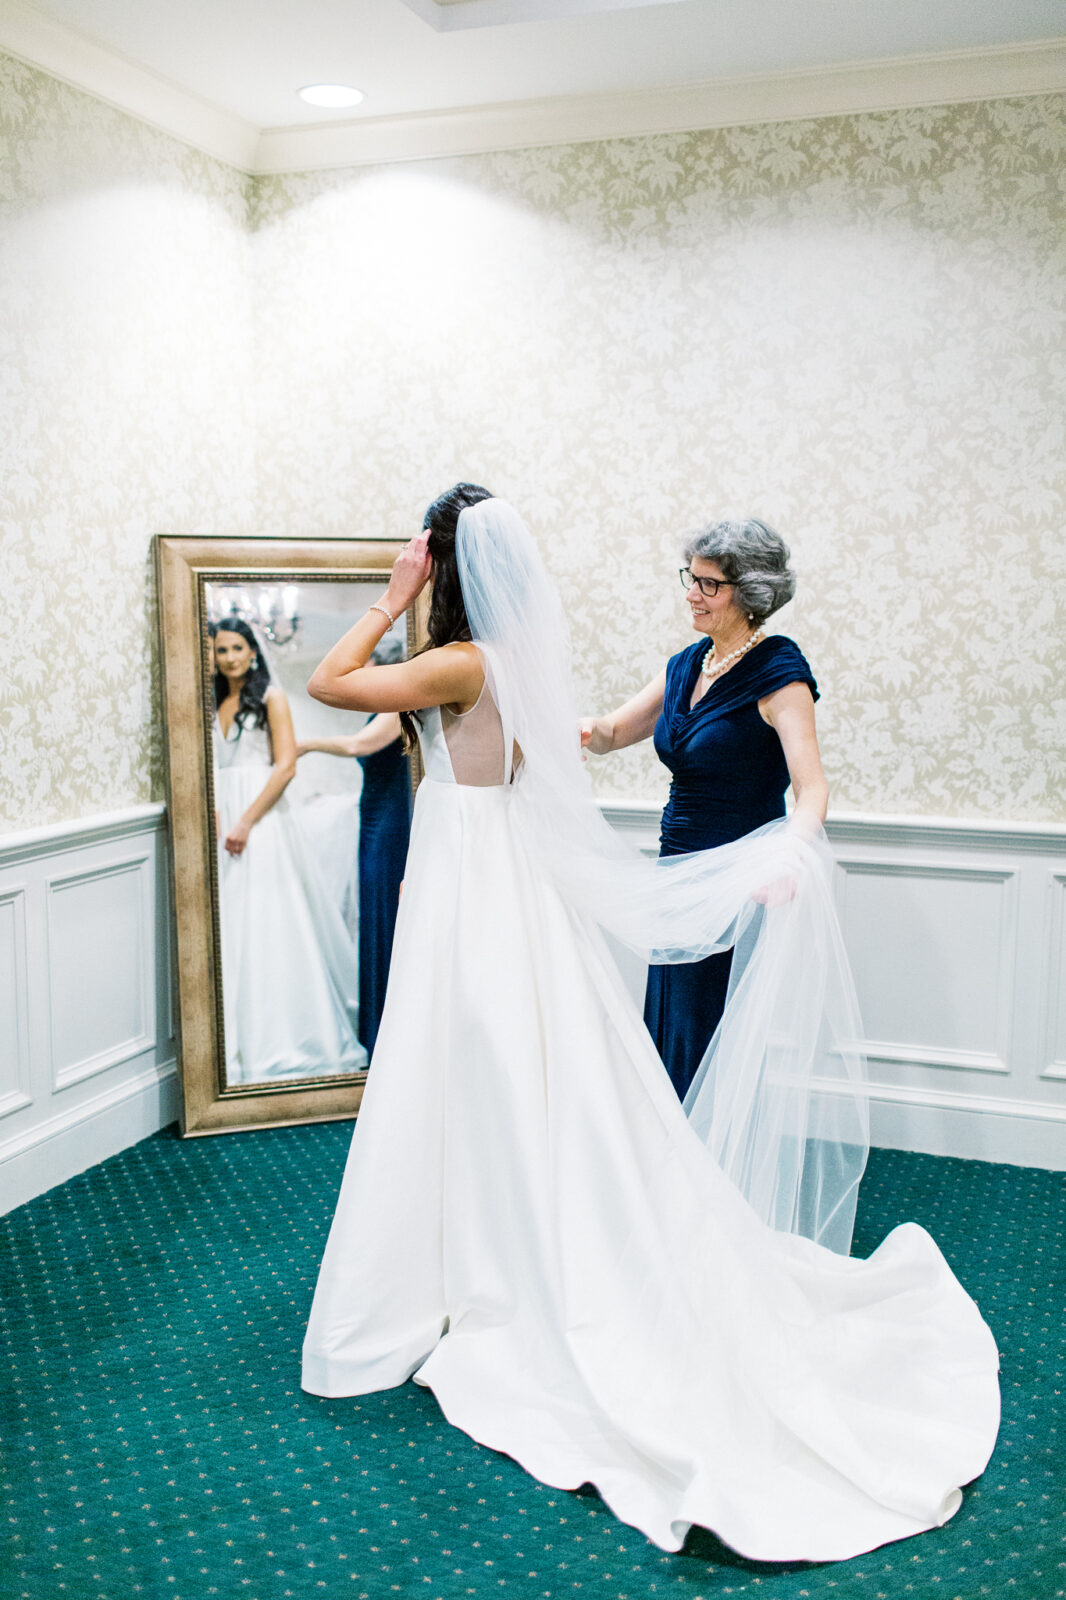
{"left": 15, "top": 0, "right": 1066, "bottom": 129}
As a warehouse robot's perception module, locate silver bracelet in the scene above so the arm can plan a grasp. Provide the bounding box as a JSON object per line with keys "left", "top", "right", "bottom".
{"left": 368, "top": 602, "right": 396, "bottom": 627}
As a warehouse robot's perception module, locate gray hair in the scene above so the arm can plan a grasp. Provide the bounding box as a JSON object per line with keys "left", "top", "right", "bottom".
{"left": 681, "top": 517, "right": 795, "bottom": 625}
{"left": 370, "top": 633, "right": 406, "bottom": 667}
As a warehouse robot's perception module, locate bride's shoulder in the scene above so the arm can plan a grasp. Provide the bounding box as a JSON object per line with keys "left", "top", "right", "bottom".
{"left": 416, "top": 641, "right": 485, "bottom": 708}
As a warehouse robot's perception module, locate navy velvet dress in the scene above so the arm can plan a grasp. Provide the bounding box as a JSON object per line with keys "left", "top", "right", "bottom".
{"left": 357, "top": 722, "right": 413, "bottom": 1060}
{"left": 643, "top": 635, "right": 818, "bottom": 1100}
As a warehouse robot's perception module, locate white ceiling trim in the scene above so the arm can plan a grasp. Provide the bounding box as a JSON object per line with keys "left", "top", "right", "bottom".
{"left": 0, "top": 0, "right": 259, "bottom": 168}
{"left": 255, "top": 39, "right": 1066, "bottom": 172}
{"left": 1, "top": 0, "right": 1063, "bottom": 178}
{"left": 397, "top": 0, "right": 687, "bottom": 33}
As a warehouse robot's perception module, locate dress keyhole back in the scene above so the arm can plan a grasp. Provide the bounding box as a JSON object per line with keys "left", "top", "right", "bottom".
{"left": 440, "top": 680, "right": 511, "bottom": 787}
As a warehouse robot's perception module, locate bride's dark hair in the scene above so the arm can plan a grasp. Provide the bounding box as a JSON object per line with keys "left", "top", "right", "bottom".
{"left": 399, "top": 481, "right": 493, "bottom": 747}
{"left": 422, "top": 481, "right": 494, "bottom": 645}
{"left": 213, "top": 616, "right": 271, "bottom": 732}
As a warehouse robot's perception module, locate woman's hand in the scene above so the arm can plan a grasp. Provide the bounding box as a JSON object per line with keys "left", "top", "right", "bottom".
{"left": 579, "top": 717, "right": 613, "bottom": 757}
{"left": 751, "top": 874, "right": 798, "bottom": 907}
{"left": 384, "top": 530, "right": 433, "bottom": 616}
{"left": 224, "top": 818, "right": 252, "bottom": 857}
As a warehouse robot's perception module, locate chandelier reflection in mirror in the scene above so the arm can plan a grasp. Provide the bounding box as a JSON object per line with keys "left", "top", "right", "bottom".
{"left": 207, "top": 582, "right": 302, "bottom": 650}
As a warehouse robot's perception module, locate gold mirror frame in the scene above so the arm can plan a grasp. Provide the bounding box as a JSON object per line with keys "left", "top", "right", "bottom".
{"left": 155, "top": 536, "right": 427, "bottom": 1137}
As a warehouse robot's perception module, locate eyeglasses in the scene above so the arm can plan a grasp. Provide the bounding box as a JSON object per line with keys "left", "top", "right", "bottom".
{"left": 679, "top": 568, "right": 733, "bottom": 598}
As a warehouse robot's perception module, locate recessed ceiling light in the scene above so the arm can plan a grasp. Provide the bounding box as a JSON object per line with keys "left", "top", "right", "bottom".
{"left": 298, "top": 84, "right": 365, "bottom": 110}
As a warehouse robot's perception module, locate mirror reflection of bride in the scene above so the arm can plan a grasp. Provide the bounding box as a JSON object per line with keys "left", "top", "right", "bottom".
{"left": 211, "top": 618, "right": 367, "bottom": 1084}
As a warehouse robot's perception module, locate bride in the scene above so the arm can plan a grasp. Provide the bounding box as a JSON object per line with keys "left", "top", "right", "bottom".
{"left": 300, "top": 484, "right": 1000, "bottom": 1561}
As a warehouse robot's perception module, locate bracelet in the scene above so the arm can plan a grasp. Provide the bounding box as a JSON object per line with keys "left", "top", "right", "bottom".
{"left": 368, "top": 602, "right": 396, "bottom": 627}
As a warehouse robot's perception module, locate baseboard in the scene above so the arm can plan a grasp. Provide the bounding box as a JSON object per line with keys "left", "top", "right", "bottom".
{"left": 867, "top": 1087, "right": 1066, "bottom": 1170}
{"left": 0, "top": 1057, "right": 179, "bottom": 1214}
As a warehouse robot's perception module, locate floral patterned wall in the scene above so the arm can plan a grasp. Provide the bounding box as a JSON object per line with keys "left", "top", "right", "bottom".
{"left": 0, "top": 54, "right": 255, "bottom": 830}
{"left": 2, "top": 48, "right": 1063, "bottom": 829}
{"left": 251, "top": 94, "right": 1066, "bottom": 820}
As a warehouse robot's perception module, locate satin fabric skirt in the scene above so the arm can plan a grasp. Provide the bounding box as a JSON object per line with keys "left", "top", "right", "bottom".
{"left": 302, "top": 776, "right": 999, "bottom": 1560}
{"left": 216, "top": 769, "right": 367, "bottom": 1083}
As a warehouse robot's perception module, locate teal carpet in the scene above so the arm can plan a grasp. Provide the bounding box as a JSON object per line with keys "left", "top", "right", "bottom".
{"left": 1, "top": 1126, "right": 1063, "bottom": 1600}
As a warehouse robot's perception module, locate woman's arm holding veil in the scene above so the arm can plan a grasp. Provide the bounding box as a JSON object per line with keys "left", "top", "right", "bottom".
{"left": 297, "top": 713, "right": 403, "bottom": 760}
{"left": 580, "top": 670, "right": 667, "bottom": 755}
{"left": 749, "top": 683, "right": 827, "bottom": 904}
{"left": 308, "top": 532, "right": 483, "bottom": 714}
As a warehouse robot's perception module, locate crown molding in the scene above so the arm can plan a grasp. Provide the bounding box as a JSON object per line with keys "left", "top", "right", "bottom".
{"left": 0, "top": 0, "right": 259, "bottom": 170}
{"left": 1, "top": 1, "right": 1063, "bottom": 179}
{"left": 254, "top": 37, "right": 1066, "bottom": 174}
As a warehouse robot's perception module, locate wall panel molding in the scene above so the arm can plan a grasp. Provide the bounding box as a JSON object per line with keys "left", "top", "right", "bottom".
{"left": 0, "top": 804, "right": 175, "bottom": 1215}
{"left": 0, "top": 802, "right": 166, "bottom": 868}
{"left": 1, "top": 800, "right": 1064, "bottom": 1214}
{"left": 833, "top": 857, "right": 1020, "bottom": 1086}
{"left": 45, "top": 854, "right": 155, "bottom": 1090}
{"left": 607, "top": 802, "right": 1066, "bottom": 1170}
{"left": 1041, "top": 872, "right": 1066, "bottom": 1083}
{"left": 860, "top": 1041, "right": 1009, "bottom": 1077}
{"left": 0, "top": 886, "right": 32, "bottom": 1121}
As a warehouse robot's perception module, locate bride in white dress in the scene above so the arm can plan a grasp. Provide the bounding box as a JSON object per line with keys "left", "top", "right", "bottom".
{"left": 212, "top": 619, "right": 367, "bottom": 1084}
{"left": 300, "top": 488, "right": 1000, "bottom": 1561}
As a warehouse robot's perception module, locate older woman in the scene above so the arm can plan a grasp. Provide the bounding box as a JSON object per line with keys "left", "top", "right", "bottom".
{"left": 581, "top": 518, "right": 828, "bottom": 1101}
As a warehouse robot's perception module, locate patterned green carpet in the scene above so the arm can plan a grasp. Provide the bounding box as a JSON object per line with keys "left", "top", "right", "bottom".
{"left": 1, "top": 1126, "right": 1063, "bottom": 1600}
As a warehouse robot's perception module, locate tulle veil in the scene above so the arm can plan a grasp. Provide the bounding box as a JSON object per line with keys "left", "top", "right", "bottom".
{"left": 455, "top": 497, "right": 869, "bottom": 1256}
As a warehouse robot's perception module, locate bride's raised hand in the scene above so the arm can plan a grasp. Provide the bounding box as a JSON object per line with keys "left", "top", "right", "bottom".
{"left": 384, "top": 530, "right": 433, "bottom": 615}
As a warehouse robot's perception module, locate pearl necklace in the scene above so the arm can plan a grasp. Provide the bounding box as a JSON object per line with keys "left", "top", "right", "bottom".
{"left": 701, "top": 627, "right": 765, "bottom": 680}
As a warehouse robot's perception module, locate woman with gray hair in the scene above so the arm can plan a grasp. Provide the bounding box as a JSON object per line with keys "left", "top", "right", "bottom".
{"left": 581, "top": 517, "right": 827, "bottom": 1101}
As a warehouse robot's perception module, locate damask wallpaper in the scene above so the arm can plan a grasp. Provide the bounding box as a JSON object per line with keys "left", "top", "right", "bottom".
{"left": 0, "top": 54, "right": 255, "bottom": 830}
{"left": 250, "top": 95, "right": 1066, "bottom": 820}
{"left": 2, "top": 47, "right": 1063, "bottom": 829}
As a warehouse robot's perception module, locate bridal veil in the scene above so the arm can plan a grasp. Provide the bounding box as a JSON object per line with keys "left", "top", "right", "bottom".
{"left": 455, "top": 497, "right": 869, "bottom": 1255}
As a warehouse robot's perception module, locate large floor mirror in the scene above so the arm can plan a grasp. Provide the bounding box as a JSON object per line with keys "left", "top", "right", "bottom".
{"left": 155, "top": 536, "right": 426, "bottom": 1137}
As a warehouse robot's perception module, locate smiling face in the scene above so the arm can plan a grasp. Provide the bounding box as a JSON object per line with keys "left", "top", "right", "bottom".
{"left": 686, "top": 556, "right": 741, "bottom": 638}
{"left": 214, "top": 629, "right": 254, "bottom": 683}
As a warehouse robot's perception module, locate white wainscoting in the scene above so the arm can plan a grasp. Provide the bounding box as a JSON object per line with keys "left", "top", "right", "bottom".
{"left": 0, "top": 804, "right": 177, "bottom": 1214}
{"left": 2, "top": 801, "right": 1063, "bottom": 1215}
{"left": 603, "top": 803, "right": 1066, "bottom": 1171}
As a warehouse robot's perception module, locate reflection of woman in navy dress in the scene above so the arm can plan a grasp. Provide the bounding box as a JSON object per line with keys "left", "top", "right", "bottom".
{"left": 297, "top": 710, "right": 413, "bottom": 1060}
{"left": 581, "top": 518, "right": 827, "bottom": 1100}
{"left": 355, "top": 718, "right": 412, "bottom": 1057}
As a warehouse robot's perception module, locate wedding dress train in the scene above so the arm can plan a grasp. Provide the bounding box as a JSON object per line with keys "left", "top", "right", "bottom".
{"left": 301, "top": 678, "right": 1000, "bottom": 1560}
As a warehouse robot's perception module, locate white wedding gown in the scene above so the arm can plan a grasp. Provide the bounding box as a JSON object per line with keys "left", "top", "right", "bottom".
{"left": 301, "top": 680, "right": 1000, "bottom": 1561}
{"left": 214, "top": 715, "right": 367, "bottom": 1083}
